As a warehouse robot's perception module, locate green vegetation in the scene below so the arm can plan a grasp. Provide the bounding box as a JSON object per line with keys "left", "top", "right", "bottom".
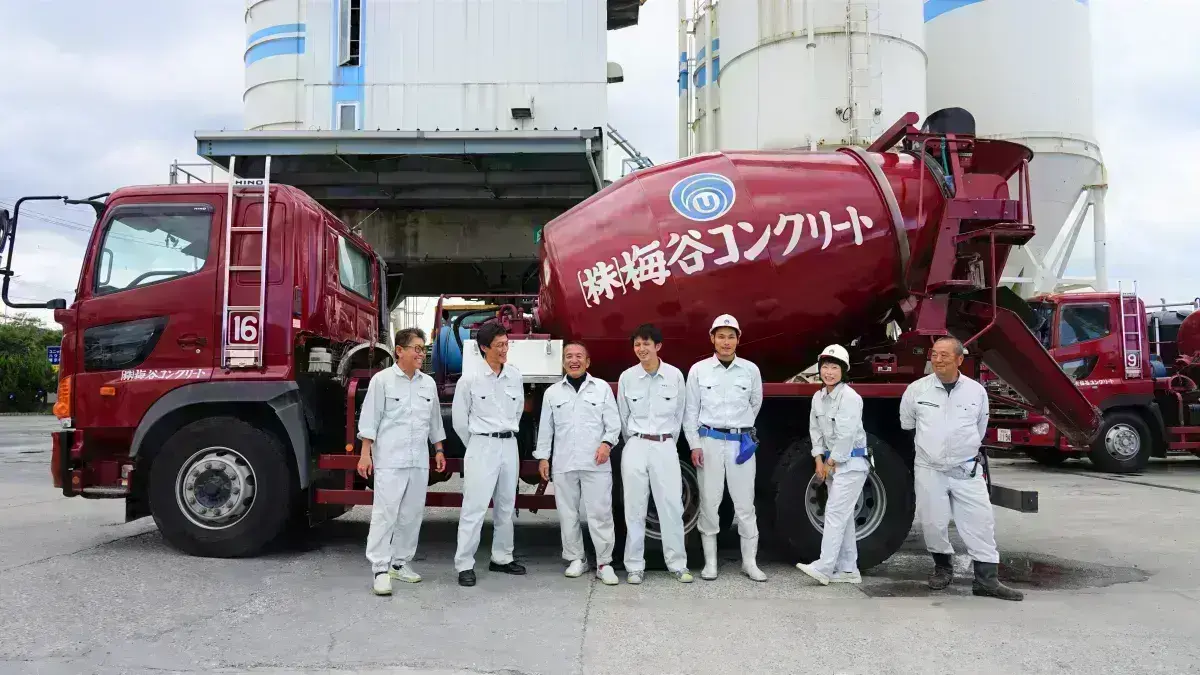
{"left": 0, "top": 313, "right": 61, "bottom": 413}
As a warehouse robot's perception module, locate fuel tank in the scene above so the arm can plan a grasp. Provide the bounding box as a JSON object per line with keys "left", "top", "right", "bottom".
{"left": 537, "top": 148, "right": 947, "bottom": 382}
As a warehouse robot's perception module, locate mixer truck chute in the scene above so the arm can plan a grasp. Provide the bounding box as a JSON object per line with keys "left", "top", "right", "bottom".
{"left": 5, "top": 111, "right": 1103, "bottom": 570}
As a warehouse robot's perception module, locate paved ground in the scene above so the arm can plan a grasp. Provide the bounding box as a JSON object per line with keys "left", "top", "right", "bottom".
{"left": 2, "top": 415, "right": 1200, "bottom": 675}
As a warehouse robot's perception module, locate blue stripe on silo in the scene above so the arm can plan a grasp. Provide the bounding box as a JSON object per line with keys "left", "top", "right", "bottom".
{"left": 331, "top": 0, "right": 367, "bottom": 130}
{"left": 679, "top": 52, "right": 688, "bottom": 93}
{"left": 692, "top": 39, "right": 720, "bottom": 89}
{"left": 925, "top": 0, "right": 1088, "bottom": 22}
{"left": 245, "top": 37, "right": 305, "bottom": 65}
{"left": 247, "top": 23, "right": 306, "bottom": 45}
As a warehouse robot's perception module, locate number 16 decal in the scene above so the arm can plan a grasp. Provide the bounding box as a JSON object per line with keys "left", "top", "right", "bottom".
{"left": 229, "top": 312, "right": 259, "bottom": 344}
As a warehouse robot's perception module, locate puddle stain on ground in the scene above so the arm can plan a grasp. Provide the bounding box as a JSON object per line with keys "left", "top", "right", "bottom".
{"left": 858, "top": 550, "right": 1151, "bottom": 598}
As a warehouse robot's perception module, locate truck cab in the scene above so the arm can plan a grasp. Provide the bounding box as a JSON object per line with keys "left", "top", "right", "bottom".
{"left": 1, "top": 180, "right": 393, "bottom": 557}
{"left": 986, "top": 289, "right": 1165, "bottom": 472}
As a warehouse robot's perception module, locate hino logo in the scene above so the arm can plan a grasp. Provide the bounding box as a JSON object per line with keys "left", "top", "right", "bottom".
{"left": 669, "top": 172, "right": 735, "bottom": 222}
{"left": 233, "top": 178, "right": 266, "bottom": 187}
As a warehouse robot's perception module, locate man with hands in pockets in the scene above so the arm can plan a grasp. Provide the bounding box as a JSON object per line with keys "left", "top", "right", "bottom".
{"left": 900, "top": 335, "right": 1023, "bottom": 601}
{"left": 684, "top": 314, "right": 767, "bottom": 582}
{"left": 357, "top": 327, "right": 447, "bottom": 596}
{"left": 534, "top": 341, "right": 622, "bottom": 585}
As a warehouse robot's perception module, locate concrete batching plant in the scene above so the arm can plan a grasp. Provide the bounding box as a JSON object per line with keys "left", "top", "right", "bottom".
{"left": 677, "top": 0, "right": 1107, "bottom": 297}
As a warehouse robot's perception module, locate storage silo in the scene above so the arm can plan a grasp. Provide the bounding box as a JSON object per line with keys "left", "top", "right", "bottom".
{"left": 925, "top": 0, "right": 1107, "bottom": 294}
{"left": 244, "top": 0, "right": 307, "bottom": 131}
{"left": 683, "top": 0, "right": 926, "bottom": 154}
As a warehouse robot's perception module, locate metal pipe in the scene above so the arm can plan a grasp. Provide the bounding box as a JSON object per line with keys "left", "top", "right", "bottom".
{"left": 1092, "top": 183, "right": 1108, "bottom": 292}
{"left": 704, "top": 0, "right": 715, "bottom": 152}
{"left": 584, "top": 138, "right": 603, "bottom": 191}
{"left": 678, "top": 0, "right": 689, "bottom": 158}
{"left": 806, "top": 0, "right": 817, "bottom": 151}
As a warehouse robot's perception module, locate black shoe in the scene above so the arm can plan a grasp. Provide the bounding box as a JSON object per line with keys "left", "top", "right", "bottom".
{"left": 929, "top": 552, "right": 954, "bottom": 590}
{"left": 489, "top": 560, "right": 527, "bottom": 575}
{"left": 971, "top": 561, "right": 1024, "bottom": 601}
{"left": 458, "top": 570, "right": 476, "bottom": 587}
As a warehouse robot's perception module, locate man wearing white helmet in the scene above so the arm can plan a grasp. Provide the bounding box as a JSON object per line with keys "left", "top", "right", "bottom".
{"left": 795, "top": 344, "right": 870, "bottom": 586}
{"left": 683, "top": 314, "right": 767, "bottom": 582}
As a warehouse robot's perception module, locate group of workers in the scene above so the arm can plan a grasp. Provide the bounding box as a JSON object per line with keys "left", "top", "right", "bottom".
{"left": 355, "top": 314, "right": 1024, "bottom": 602}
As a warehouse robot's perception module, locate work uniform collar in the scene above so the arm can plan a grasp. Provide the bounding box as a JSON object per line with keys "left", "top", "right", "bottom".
{"left": 390, "top": 364, "right": 423, "bottom": 381}
{"left": 706, "top": 354, "right": 742, "bottom": 370}
{"left": 817, "top": 381, "right": 846, "bottom": 401}
{"left": 483, "top": 362, "right": 516, "bottom": 380}
{"left": 635, "top": 361, "right": 666, "bottom": 378}
{"left": 559, "top": 372, "right": 596, "bottom": 389}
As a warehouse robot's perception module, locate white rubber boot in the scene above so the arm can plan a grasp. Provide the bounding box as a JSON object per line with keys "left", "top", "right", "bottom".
{"left": 701, "top": 534, "right": 718, "bottom": 580}
{"left": 741, "top": 536, "right": 768, "bottom": 582}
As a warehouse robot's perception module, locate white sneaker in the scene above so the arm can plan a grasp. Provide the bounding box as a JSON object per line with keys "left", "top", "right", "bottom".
{"left": 565, "top": 559, "right": 587, "bottom": 578}
{"left": 831, "top": 570, "right": 862, "bottom": 584}
{"left": 596, "top": 564, "right": 619, "bottom": 586}
{"left": 389, "top": 563, "right": 422, "bottom": 583}
{"left": 373, "top": 571, "right": 392, "bottom": 596}
{"left": 627, "top": 570, "right": 644, "bottom": 585}
{"left": 795, "top": 563, "right": 831, "bottom": 586}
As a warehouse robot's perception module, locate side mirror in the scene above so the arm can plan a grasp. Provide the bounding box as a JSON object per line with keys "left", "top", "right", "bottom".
{"left": 0, "top": 209, "right": 10, "bottom": 255}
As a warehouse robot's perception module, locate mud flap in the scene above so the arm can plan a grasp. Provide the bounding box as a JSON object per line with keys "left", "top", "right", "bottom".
{"left": 52, "top": 430, "right": 74, "bottom": 497}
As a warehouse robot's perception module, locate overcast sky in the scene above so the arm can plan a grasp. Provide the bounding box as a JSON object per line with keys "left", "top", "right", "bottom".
{"left": 2, "top": 1, "right": 1198, "bottom": 330}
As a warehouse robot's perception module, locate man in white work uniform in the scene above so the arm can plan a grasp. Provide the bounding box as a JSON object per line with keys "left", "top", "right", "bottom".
{"left": 357, "top": 327, "right": 447, "bottom": 596}
{"left": 534, "top": 340, "right": 621, "bottom": 585}
{"left": 899, "top": 335, "right": 1024, "bottom": 601}
{"left": 617, "top": 323, "right": 693, "bottom": 584}
{"left": 451, "top": 322, "right": 527, "bottom": 587}
{"left": 683, "top": 314, "right": 767, "bottom": 582}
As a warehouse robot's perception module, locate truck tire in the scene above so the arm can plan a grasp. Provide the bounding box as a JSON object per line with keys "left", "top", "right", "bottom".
{"left": 771, "top": 433, "right": 914, "bottom": 571}
{"left": 148, "top": 416, "right": 296, "bottom": 558}
{"left": 1087, "top": 410, "right": 1152, "bottom": 474}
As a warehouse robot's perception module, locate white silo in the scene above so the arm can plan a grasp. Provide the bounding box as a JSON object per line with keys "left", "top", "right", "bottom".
{"left": 244, "top": 0, "right": 307, "bottom": 131}
{"left": 681, "top": 0, "right": 927, "bottom": 154}
{"left": 925, "top": 0, "right": 1107, "bottom": 295}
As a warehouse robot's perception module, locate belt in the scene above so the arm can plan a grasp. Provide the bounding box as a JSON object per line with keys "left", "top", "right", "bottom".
{"left": 699, "top": 425, "right": 754, "bottom": 442}
{"left": 480, "top": 431, "right": 516, "bottom": 439}
{"left": 823, "top": 447, "right": 869, "bottom": 460}
{"left": 632, "top": 432, "right": 673, "bottom": 442}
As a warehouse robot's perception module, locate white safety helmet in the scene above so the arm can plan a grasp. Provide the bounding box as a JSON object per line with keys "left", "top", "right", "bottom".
{"left": 817, "top": 344, "right": 850, "bottom": 374}
{"left": 710, "top": 314, "right": 741, "bottom": 335}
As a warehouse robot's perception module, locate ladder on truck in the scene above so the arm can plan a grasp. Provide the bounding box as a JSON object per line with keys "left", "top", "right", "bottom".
{"left": 845, "top": 1, "right": 883, "bottom": 145}
{"left": 1118, "top": 280, "right": 1143, "bottom": 379}
{"left": 222, "top": 155, "right": 272, "bottom": 369}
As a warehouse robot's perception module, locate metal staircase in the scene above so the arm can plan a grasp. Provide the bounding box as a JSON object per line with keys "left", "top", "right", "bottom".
{"left": 606, "top": 124, "right": 653, "bottom": 176}
{"left": 222, "top": 155, "right": 272, "bottom": 369}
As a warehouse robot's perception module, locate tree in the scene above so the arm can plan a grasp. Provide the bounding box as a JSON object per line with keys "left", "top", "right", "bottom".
{"left": 0, "top": 313, "right": 62, "bottom": 413}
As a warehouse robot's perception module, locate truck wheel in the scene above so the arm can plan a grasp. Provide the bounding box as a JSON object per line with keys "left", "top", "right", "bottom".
{"left": 644, "top": 457, "right": 702, "bottom": 542}
{"left": 1025, "top": 448, "right": 1068, "bottom": 467}
{"left": 772, "top": 434, "right": 914, "bottom": 571}
{"left": 1087, "top": 411, "right": 1152, "bottom": 474}
{"left": 148, "top": 416, "right": 295, "bottom": 558}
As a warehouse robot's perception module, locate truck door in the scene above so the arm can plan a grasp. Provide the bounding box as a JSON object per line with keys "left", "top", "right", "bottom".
{"left": 70, "top": 198, "right": 222, "bottom": 433}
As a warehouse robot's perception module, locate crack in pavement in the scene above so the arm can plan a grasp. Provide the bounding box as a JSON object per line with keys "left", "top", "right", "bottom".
{"left": 0, "top": 525, "right": 158, "bottom": 575}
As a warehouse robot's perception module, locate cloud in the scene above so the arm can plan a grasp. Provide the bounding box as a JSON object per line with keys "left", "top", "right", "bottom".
{"left": 1, "top": 0, "right": 1197, "bottom": 331}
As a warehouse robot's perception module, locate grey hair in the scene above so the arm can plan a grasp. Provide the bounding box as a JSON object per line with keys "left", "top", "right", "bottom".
{"left": 933, "top": 335, "right": 965, "bottom": 357}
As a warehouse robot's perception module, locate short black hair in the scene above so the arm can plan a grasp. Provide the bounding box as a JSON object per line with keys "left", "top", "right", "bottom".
{"left": 394, "top": 327, "right": 427, "bottom": 349}
{"left": 476, "top": 322, "right": 509, "bottom": 355}
{"left": 563, "top": 339, "right": 588, "bottom": 355}
{"left": 630, "top": 323, "right": 662, "bottom": 345}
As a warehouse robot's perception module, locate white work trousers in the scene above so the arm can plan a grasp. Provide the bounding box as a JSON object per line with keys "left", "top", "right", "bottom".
{"left": 365, "top": 467, "right": 429, "bottom": 572}
{"left": 554, "top": 470, "right": 616, "bottom": 565}
{"left": 621, "top": 437, "right": 688, "bottom": 573}
{"left": 811, "top": 467, "right": 868, "bottom": 576}
{"left": 915, "top": 465, "right": 1000, "bottom": 564}
{"left": 454, "top": 436, "right": 519, "bottom": 572}
{"left": 696, "top": 436, "right": 758, "bottom": 540}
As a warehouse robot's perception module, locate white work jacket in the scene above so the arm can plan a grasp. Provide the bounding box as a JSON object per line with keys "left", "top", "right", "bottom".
{"left": 809, "top": 382, "right": 870, "bottom": 471}
{"left": 617, "top": 361, "right": 686, "bottom": 440}
{"left": 357, "top": 365, "right": 446, "bottom": 470}
{"left": 899, "top": 372, "right": 989, "bottom": 471}
{"left": 450, "top": 362, "right": 525, "bottom": 444}
{"left": 533, "top": 373, "right": 621, "bottom": 474}
{"left": 683, "top": 355, "right": 764, "bottom": 449}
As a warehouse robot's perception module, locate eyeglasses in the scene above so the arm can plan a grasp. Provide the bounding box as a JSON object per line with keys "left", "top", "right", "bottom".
{"left": 402, "top": 344, "right": 427, "bottom": 353}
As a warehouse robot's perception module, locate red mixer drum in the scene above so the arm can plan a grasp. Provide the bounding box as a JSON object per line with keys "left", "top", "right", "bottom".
{"left": 536, "top": 148, "right": 949, "bottom": 382}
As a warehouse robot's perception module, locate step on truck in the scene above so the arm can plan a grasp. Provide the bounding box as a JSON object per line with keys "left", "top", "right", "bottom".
{"left": 984, "top": 287, "right": 1200, "bottom": 473}
{"left": 0, "top": 111, "right": 1104, "bottom": 569}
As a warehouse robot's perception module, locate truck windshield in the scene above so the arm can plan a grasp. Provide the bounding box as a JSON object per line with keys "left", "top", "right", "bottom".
{"left": 95, "top": 204, "right": 212, "bottom": 295}
{"left": 1027, "top": 301, "right": 1054, "bottom": 349}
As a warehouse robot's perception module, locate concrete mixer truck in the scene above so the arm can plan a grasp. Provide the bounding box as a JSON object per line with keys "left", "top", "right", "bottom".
{"left": 1, "top": 111, "right": 1103, "bottom": 569}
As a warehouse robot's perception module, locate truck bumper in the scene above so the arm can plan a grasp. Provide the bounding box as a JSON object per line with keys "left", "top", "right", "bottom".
{"left": 50, "top": 429, "right": 130, "bottom": 499}
{"left": 51, "top": 430, "right": 75, "bottom": 496}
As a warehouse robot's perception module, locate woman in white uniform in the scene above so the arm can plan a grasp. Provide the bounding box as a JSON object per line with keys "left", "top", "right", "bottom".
{"left": 796, "top": 344, "right": 870, "bottom": 585}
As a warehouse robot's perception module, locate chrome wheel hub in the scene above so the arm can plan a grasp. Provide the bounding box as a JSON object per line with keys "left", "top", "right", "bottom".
{"left": 176, "top": 447, "right": 257, "bottom": 530}
{"left": 805, "top": 471, "right": 887, "bottom": 540}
